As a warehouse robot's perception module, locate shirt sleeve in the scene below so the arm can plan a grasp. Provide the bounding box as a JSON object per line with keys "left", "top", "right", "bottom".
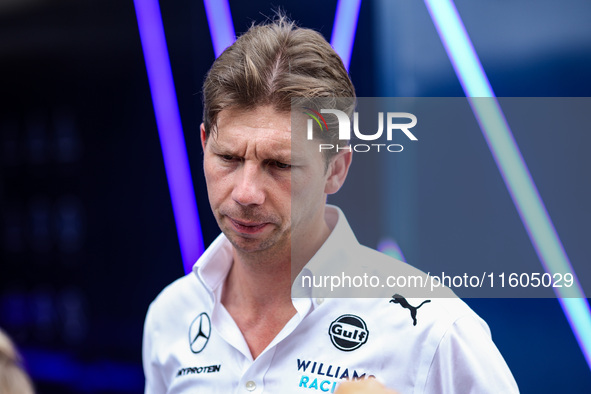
{"left": 423, "top": 315, "right": 519, "bottom": 394}
{"left": 143, "top": 303, "right": 168, "bottom": 394}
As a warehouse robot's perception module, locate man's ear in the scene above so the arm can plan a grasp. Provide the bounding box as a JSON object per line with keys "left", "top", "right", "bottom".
{"left": 200, "top": 123, "right": 207, "bottom": 150}
{"left": 324, "top": 150, "right": 352, "bottom": 194}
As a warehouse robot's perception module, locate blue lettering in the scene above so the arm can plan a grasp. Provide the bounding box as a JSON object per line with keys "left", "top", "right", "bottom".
{"left": 352, "top": 371, "right": 366, "bottom": 380}
{"left": 299, "top": 375, "right": 309, "bottom": 388}
{"left": 296, "top": 360, "right": 375, "bottom": 391}
{"left": 309, "top": 378, "right": 319, "bottom": 389}
{"left": 317, "top": 363, "right": 325, "bottom": 376}
{"left": 326, "top": 365, "right": 333, "bottom": 378}
{"left": 297, "top": 359, "right": 311, "bottom": 372}
{"left": 340, "top": 369, "right": 349, "bottom": 379}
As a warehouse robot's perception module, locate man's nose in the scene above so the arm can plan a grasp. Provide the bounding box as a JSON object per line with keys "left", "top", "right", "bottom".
{"left": 232, "top": 163, "right": 265, "bottom": 206}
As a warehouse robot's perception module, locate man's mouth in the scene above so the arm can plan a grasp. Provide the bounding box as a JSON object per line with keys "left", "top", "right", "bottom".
{"left": 228, "top": 217, "right": 269, "bottom": 234}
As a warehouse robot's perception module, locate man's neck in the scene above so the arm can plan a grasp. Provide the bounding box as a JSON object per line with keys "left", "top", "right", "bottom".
{"left": 221, "top": 214, "right": 332, "bottom": 359}
{"left": 225, "top": 247, "right": 294, "bottom": 310}
{"left": 221, "top": 249, "right": 295, "bottom": 359}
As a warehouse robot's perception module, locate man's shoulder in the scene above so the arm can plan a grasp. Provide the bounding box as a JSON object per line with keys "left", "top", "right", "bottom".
{"left": 323, "top": 292, "right": 484, "bottom": 334}
{"left": 148, "top": 233, "right": 230, "bottom": 313}
{"left": 333, "top": 243, "right": 487, "bottom": 331}
{"left": 310, "top": 294, "right": 490, "bottom": 381}
{"left": 148, "top": 273, "right": 209, "bottom": 317}
{"left": 316, "top": 240, "right": 459, "bottom": 301}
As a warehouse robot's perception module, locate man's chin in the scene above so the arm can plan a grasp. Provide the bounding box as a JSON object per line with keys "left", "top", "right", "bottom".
{"left": 227, "top": 237, "right": 271, "bottom": 254}
{"left": 224, "top": 231, "right": 287, "bottom": 255}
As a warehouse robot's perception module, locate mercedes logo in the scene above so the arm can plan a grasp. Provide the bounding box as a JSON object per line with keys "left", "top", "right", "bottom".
{"left": 188, "top": 312, "right": 211, "bottom": 354}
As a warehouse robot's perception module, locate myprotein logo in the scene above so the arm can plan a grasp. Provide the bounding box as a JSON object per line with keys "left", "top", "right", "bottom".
{"left": 328, "top": 314, "right": 369, "bottom": 351}
{"left": 305, "top": 109, "right": 417, "bottom": 153}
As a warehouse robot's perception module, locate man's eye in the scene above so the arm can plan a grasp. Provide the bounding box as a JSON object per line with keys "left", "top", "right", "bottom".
{"left": 274, "top": 161, "right": 291, "bottom": 169}
{"left": 220, "top": 155, "right": 235, "bottom": 161}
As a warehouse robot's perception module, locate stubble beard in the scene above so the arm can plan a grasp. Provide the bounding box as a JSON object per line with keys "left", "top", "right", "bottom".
{"left": 216, "top": 206, "right": 290, "bottom": 258}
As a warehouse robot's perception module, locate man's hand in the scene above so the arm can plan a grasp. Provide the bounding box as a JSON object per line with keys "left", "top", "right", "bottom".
{"left": 335, "top": 379, "right": 399, "bottom": 394}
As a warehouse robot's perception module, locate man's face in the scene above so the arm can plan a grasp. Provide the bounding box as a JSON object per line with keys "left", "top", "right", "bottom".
{"left": 201, "top": 106, "right": 339, "bottom": 258}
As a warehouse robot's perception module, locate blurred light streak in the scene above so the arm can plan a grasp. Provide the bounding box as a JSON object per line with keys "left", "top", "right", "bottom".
{"left": 331, "top": 0, "right": 362, "bottom": 71}
{"left": 23, "top": 348, "right": 143, "bottom": 392}
{"left": 424, "top": 0, "right": 591, "bottom": 370}
{"left": 134, "top": 0, "right": 204, "bottom": 274}
{"left": 377, "top": 237, "right": 406, "bottom": 262}
{"left": 203, "top": 0, "right": 236, "bottom": 57}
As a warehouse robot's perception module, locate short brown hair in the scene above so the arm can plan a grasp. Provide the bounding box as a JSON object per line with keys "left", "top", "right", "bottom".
{"left": 202, "top": 14, "right": 356, "bottom": 151}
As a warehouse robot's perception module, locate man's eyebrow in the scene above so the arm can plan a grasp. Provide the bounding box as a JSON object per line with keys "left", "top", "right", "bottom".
{"left": 207, "top": 138, "right": 233, "bottom": 154}
{"left": 209, "top": 140, "right": 293, "bottom": 162}
{"left": 270, "top": 153, "right": 292, "bottom": 163}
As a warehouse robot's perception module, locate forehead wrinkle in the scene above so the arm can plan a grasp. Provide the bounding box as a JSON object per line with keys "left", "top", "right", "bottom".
{"left": 217, "top": 106, "right": 291, "bottom": 131}
{"left": 213, "top": 106, "right": 293, "bottom": 160}
{"left": 250, "top": 131, "right": 291, "bottom": 162}
{"left": 213, "top": 123, "right": 292, "bottom": 162}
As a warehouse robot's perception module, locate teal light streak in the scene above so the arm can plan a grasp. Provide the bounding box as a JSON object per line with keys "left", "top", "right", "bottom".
{"left": 424, "top": 0, "right": 591, "bottom": 370}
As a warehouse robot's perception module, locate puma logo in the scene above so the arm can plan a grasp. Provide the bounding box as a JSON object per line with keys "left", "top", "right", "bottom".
{"left": 389, "top": 294, "right": 431, "bottom": 326}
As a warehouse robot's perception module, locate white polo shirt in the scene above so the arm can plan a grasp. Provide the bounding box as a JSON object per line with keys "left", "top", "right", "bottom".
{"left": 143, "top": 206, "right": 518, "bottom": 393}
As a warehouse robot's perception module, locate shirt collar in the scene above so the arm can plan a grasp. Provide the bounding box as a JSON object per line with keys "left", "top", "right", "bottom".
{"left": 192, "top": 232, "right": 233, "bottom": 301}
{"left": 291, "top": 205, "right": 360, "bottom": 299}
{"left": 301, "top": 204, "right": 359, "bottom": 275}
{"left": 192, "top": 205, "right": 359, "bottom": 301}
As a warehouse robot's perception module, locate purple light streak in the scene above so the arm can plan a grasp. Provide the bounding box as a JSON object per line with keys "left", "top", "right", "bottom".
{"left": 331, "top": 0, "right": 362, "bottom": 71}
{"left": 203, "top": 0, "right": 236, "bottom": 58}
{"left": 134, "top": 0, "right": 204, "bottom": 274}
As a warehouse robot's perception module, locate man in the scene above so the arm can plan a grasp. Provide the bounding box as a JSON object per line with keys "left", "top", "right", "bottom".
{"left": 143, "top": 15, "right": 518, "bottom": 393}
